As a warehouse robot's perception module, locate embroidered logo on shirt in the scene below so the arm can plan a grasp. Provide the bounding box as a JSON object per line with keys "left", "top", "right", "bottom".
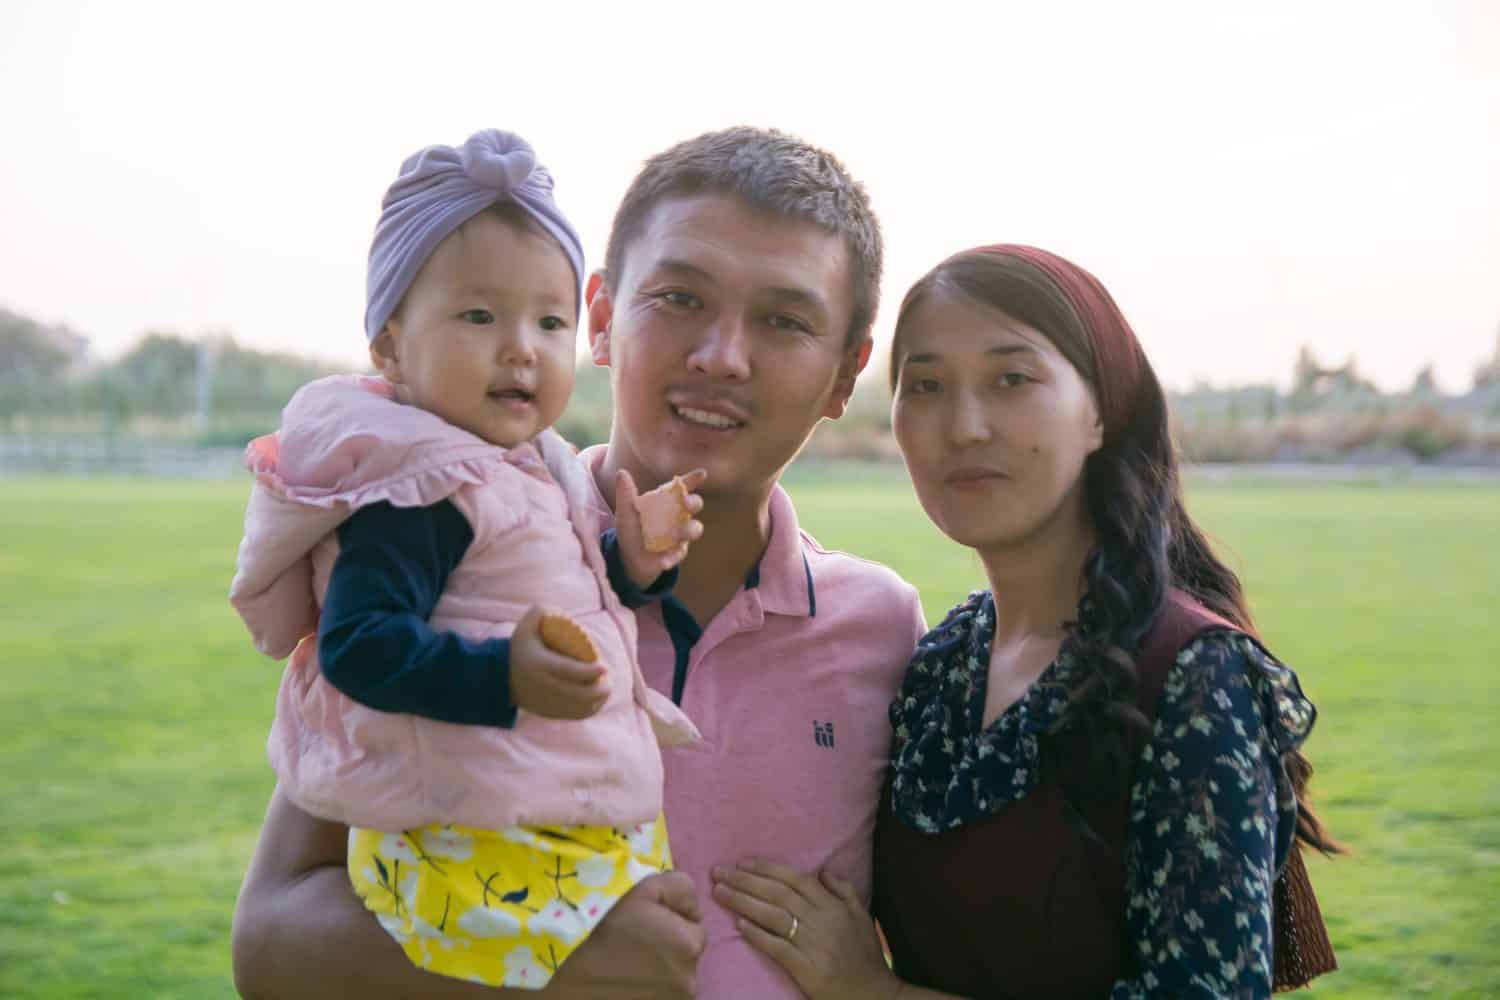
{"left": 813, "top": 720, "right": 835, "bottom": 748}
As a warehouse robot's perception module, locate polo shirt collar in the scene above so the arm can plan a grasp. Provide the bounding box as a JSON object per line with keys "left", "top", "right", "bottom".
{"left": 756, "top": 483, "right": 816, "bottom": 618}
{"left": 577, "top": 445, "right": 815, "bottom": 619}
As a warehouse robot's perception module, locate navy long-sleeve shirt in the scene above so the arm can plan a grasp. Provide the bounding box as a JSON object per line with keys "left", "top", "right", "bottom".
{"left": 316, "top": 499, "right": 674, "bottom": 728}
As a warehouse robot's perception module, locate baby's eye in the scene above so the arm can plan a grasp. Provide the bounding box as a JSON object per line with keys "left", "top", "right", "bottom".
{"left": 539, "top": 315, "right": 569, "bottom": 332}
{"left": 460, "top": 309, "right": 495, "bottom": 325}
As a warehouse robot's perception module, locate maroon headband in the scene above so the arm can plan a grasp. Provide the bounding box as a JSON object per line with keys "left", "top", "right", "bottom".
{"left": 973, "top": 244, "right": 1147, "bottom": 442}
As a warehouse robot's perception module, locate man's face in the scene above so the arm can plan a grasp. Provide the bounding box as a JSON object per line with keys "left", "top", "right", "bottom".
{"left": 589, "top": 194, "right": 869, "bottom": 503}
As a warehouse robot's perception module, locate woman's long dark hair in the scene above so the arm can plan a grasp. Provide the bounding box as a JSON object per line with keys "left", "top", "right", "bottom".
{"left": 891, "top": 249, "right": 1339, "bottom": 855}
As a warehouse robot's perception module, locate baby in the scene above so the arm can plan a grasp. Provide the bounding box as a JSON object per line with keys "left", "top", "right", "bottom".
{"left": 229, "top": 129, "right": 701, "bottom": 988}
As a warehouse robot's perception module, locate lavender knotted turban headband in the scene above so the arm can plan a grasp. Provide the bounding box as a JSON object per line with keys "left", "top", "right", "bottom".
{"left": 364, "top": 129, "right": 585, "bottom": 342}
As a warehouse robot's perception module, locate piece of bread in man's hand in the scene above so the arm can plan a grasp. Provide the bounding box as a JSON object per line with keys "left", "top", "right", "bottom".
{"left": 634, "top": 475, "right": 692, "bottom": 553}
{"left": 538, "top": 613, "right": 599, "bottom": 663}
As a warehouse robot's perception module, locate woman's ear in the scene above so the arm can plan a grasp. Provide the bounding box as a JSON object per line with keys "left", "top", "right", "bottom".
{"left": 369, "top": 328, "right": 402, "bottom": 383}
{"left": 1080, "top": 385, "right": 1105, "bottom": 454}
{"left": 1086, "top": 409, "right": 1105, "bottom": 454}
{"left": 586, "top": 270, "right": 613, "bottom": 366}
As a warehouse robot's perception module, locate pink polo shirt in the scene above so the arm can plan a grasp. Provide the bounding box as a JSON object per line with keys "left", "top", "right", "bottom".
{"left": 580, "top": 448, "right": 927, "bottom": 998}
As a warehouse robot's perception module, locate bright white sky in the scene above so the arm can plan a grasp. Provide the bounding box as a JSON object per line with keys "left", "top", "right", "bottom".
{"left": 2, "top": 0, "right": 1497, "bottom": 391}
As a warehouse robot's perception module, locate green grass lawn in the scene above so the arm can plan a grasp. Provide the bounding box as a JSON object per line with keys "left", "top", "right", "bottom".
{"left": 2, "top": 471, "right": 1497, "bottom": 997}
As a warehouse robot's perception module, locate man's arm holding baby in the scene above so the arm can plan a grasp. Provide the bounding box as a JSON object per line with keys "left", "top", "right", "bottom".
{"left": 231, "top": 787, "right": 705, "bottom": 999}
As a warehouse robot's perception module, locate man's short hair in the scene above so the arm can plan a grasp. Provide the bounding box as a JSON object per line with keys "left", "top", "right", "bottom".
{"left": 604, "top": 126, "right": 883, "bottom": 348}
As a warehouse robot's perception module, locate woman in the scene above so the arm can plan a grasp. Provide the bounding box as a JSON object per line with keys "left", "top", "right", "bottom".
{"left": 711, "top": 245, "right": 1338, "bottom": 997}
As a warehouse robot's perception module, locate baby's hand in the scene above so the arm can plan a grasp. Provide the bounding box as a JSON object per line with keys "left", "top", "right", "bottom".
{"left": 508, "top": 607, "right": 611, "bottom": 720}
{"left": 614, "top": 468, "right": 706, "bottom": 590}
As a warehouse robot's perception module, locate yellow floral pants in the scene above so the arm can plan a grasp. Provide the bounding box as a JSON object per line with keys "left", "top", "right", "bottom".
{"left": 349, "top": 816, "right": 671, "bottom": 989}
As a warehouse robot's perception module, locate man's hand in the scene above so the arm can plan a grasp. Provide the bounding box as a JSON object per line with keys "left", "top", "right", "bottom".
{"left": 509, "top": 606, "right": 611, "bottom": 719}
{"left": 613, "top": 468, "right": 706, "bottom": 590}
{"left": 547, "top": 871, "right": 706, "bottom": 999}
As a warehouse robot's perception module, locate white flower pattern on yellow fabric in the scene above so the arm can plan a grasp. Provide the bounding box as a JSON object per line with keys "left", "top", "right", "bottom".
{"left": 349, "top": 816, "right": 672, "bottom": 989}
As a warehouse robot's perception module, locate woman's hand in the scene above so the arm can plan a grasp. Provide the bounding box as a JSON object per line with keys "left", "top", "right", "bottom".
{"left": 613, "top": 467, "right": 706, "bottom": 589}
{"left": 711, "top": 860, "right": 901, "bottom": 1000}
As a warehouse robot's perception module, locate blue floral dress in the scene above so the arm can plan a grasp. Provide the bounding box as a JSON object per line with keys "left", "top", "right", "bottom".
{"left": 887, "top": 591, "right": 1318, "bottom": 998}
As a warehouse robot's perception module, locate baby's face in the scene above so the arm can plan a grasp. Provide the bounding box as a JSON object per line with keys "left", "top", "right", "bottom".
{"left": 373, "top": 213, "right": 578, "bottom": 448}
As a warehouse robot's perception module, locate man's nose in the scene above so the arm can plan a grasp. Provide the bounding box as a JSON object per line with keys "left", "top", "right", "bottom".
{"left": 686, "top": 314, "right": 752, "bottom": 380}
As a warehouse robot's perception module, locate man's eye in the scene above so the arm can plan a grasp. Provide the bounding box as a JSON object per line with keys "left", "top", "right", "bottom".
{"left": 539, "top": 315, "right": 569, "bottom": 332}
{"left": 661, "top": 291, "right": 701, "bottom": 309}
{"left": 906, "top": 378, "right": 940, "bottom": 395}
{"left": 767, "top": 314, "right": 811, "bottom": 333}
{"left": 460, "top": 309, "right": 494, "bottom": 325}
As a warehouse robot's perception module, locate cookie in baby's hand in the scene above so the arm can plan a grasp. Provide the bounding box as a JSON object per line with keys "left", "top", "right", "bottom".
{"left": 538, "top": 613, "right": 599, "bottom": 663}
{"left": 635, "top": 475, "right": 692, "bottom": 553}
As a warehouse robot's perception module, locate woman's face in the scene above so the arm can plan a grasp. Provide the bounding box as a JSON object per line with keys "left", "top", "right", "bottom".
{"left": 891, "top": 285, "right": 1103, "bottom": 554}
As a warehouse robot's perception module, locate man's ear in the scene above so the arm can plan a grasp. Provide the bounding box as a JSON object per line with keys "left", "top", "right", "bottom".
{"left": 369, "top": 328, "right": 402, "bottom": 383}
{"left": 586, "top": 270, "right": 613, "bottom": 366}
{"left": 823, "top": 336, "right": 874, "bottom": 420}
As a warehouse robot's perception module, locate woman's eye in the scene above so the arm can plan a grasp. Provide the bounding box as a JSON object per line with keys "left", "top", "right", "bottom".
{"left": 906, "top": 378, "right": 940, "bottom": 395}
{"left": 539, "top": 315, "right": 569, "bottom": 332}
{"left": 460, "top": 309, "right": 494, "bottom": 325}
{"left": 998, "top": 372, "right": 1031, "bottom": 388}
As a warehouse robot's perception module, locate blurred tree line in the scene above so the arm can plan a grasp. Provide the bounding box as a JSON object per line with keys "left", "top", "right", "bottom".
{"left": 4, "top": 304, "right": 1499, "bottom": 463}
{"left": 0, "top": 305, "right": 624, "bottom": 449}
{"left": 2, "top": 308, "right": 342, "bottom": 441}
{"left": 1159, "top": 338, "right": 1500, "bottom": 464}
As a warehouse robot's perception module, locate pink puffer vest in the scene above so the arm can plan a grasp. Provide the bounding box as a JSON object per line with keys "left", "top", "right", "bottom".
{"left": 229, "top": 375, "right": 698, "bottom": 832}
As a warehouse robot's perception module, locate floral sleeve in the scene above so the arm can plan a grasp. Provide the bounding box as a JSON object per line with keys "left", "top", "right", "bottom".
{"left": 1109, "top": 630, "right": 1316, "bottom": 999}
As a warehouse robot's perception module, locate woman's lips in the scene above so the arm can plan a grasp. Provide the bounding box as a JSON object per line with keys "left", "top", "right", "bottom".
{"left": 944, "top": 467, "right": 1008, "bottom": 490}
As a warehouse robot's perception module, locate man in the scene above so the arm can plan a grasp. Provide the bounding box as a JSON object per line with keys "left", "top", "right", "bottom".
{"left": 231, "top": 127, "right": 926, "bottom": 998}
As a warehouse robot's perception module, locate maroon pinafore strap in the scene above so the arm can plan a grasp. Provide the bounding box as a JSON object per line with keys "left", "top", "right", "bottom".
{"left": 1144, "top": 590, "right": 1337, "bottom": 992}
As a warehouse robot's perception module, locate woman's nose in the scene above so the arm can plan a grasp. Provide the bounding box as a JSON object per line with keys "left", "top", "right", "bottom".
{"left": 949, "top": 391, "right": 992, "bottom": 445}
